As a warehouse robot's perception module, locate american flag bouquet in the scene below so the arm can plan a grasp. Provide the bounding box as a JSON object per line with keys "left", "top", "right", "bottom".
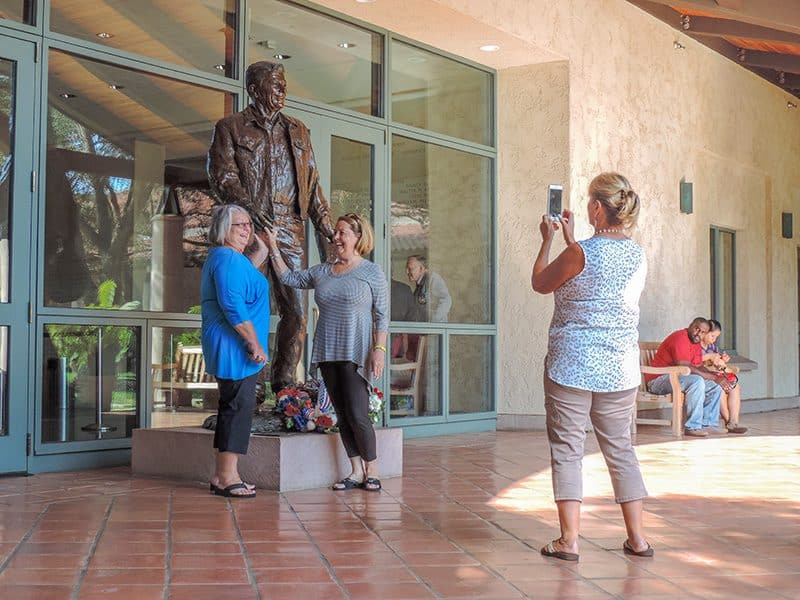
{"left": 368, "top": 387, "right": 384, "bottom": 425}
{"left": 275, "top": 379, "right": 337, "bottom": 433}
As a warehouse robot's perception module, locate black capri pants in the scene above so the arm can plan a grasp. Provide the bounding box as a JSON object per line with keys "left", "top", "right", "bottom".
{"left": 214, "top": 372, "right": 258, "bottom": 455}
{"left": 320, "top": 361, "right": 377, "bottom": 462}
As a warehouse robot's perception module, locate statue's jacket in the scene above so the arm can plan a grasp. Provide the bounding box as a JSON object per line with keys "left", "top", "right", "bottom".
{"left": 207, "top": 104, "right": 334, "bottom": 241}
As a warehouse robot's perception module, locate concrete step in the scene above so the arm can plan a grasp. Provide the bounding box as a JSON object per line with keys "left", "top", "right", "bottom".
{"left": 741, "top": 396, "right": 800, "bottom": 414}
{"left": 132, "top": 427, "right": 403, "bottom": 492}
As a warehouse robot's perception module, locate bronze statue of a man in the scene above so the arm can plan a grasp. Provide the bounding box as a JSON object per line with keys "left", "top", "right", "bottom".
{"left": 208, "top": 61, "right": 335, "bottom": 392}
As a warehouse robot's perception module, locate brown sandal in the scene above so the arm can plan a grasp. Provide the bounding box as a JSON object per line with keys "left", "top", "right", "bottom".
{"left": 540, "top": 541, "right": 579, "bottom": 562}
{"left": 623, "top": 539, "right": 654, "bottom": 557}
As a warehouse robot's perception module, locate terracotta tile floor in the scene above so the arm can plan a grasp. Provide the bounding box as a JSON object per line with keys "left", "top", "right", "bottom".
{"left": 0, "top": 409, "right": 798, "bottom": 599}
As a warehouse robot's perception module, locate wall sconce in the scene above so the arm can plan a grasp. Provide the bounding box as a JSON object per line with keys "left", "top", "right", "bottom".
{"left": 673, "top": 40, "right": 685, "bottom": 50}
{"left": 680, "top": 179, "right": 693, "bottom": 214}
{"left": 782, "top": 212, "right": 793, "bottom": 239}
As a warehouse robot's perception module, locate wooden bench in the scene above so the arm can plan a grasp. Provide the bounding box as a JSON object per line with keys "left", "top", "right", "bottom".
{"left": 635, "top": 341, "right": 740, "bottom": 437}
{"left": 153, "top": 344, "right": 216, "bottom": 408}
{"left": 635, "top": 342, "right": 690, "bottom": 437}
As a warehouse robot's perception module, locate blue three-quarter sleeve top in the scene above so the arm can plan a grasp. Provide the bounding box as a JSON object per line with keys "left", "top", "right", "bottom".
{"left": 201, "top": 246, "right": 271, "bottom": 380}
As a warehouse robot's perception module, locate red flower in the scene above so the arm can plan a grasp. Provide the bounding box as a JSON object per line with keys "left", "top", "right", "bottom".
{"left": 316, "top": 414, "right": 333, "bottom": 429}
{"left": 377, "top": 392, "right": 384, "bottom": 399}
{"left": 373, "top": 387, "right": 379, "bottom": 393}
{"left": 284, "top": 404, "right": 300, "bottom": 417}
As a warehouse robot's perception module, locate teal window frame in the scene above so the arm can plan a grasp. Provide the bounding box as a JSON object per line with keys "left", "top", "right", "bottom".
{"left": 709, "top": 226, "right": 737, "bottom": 353}
{"left": 0, "top": 0, "right": 498, "bottom": 466}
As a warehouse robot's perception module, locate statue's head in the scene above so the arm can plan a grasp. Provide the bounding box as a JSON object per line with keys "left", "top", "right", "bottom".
{"left": 246, "top": 61, "right": 287, "bottom": 114}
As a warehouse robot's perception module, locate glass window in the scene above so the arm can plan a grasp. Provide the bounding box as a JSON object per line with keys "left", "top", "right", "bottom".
{"left": 49, "top": 0, "right": 237, "bottom": 77}
{"left": 151, "top": 326, "right": 275, "bottom": 428}
{"left": 248, "top": 0, "right": 382, "bottom": 116}
{"left": 42, "top": 323, "right": 139, "bottom": 442}
{"left": 710, "top": 227, "right": 736, "bottom": 350}
{"left": 449, "top": 335, "right": 493, "bottom": 414}
{"left": 330, "top": 136, "right": 373, "bottom": 223}
{"left": 151, "top": 324, "right": 215, "bottom": 428}
{"left": 391, "top": 136, "right": 493, "bottom": 324}
{"left": 0, "top": 1, "right": 34, "bottom": 25}
{"left": 391, "top": 40, "right": 492, "bottom": 145}
{"left": 388, "top": 333, "right": 440, "bottom": 418}
{"left": 44, "top": 50, "right": 235, "bottom": 312}
{"left": 0, "top": 59, "right": 15, "bottom": 304}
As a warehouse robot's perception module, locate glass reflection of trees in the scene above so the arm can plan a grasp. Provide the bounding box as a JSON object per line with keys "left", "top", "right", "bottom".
{"left": 44, "top": 56, "right": 228, "bottom": 312}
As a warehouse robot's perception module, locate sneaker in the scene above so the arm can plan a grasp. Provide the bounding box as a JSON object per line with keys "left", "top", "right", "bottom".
{"left": 684, "top": 428, "right": 708, "bottom": 437}
{"left": 702, "top": 426, "right": 728, "bottom": 435}
{"left": 726, "top": 422, "right": 748, "bottom": 434}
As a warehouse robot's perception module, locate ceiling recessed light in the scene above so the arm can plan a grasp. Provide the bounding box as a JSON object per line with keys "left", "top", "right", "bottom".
{"left": 109, "top": 84, "right": 125, "bottom": 90}
{"left": 355, "top": 0, "right": 376, "bottom": 3}
{"left": 273, "top": 54, "right": 291, "bottom": 60}
{"left": 213, "top": 64, "right": 225, "bottom": 71}
{"left": 338, "top": 42, "right": 356, "bottom": 49}
{"left": 479, "top": 44, "right": 500, "bottom": 52}
{"left": 96, "top": 32, "right": 113, "bottom": 39}
{"left": 59, "top": 92, "right": 76, "bottom": 99}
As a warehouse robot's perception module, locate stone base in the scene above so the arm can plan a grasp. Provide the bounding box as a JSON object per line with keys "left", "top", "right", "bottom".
{"left": 131, "top": 427, "right": 403, "bottom": 492}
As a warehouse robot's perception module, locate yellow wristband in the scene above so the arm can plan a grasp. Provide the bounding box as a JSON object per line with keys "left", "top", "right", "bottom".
{"left": 374, "top": 345, "right": 387, "bottom": 353}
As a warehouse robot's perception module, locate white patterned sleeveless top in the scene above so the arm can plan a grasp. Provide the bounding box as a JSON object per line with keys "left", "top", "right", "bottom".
{"left": 546, "top": 236, "right": 647, "bottom": 392}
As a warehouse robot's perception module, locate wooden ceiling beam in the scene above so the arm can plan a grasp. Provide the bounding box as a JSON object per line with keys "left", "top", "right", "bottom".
{"left": 713, "top": 0, "right": 744, "bottom": 10}
{"left": 684, "top": 15, "right": 800, "bottom": 46}
{"left": 640, "top": 0, "right": 800, "bottom": 35}
{"left": 741, "top": 50, "right": 800, "bottom": 74}
{"left": 750, "top": 67, "right": 800, "bottom": 90}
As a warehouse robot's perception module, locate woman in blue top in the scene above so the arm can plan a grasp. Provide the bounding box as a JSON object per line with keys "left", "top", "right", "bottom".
{"left": 532, "top": 173, "right": 653, "bottom": 561}
{"left": 202, "top": 204, "right": 270, "bottom": 498}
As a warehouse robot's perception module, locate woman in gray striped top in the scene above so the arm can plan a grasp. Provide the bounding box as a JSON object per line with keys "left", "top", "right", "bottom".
{"left": 265, "top": 213, "right": 389, "bottom": 491}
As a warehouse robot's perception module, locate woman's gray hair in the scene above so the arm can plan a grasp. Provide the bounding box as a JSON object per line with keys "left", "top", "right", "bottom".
{"left": 208, "top": 204, "right": 250, "bottom": 246}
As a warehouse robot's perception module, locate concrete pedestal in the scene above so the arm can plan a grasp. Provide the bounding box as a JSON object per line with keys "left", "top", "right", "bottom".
{"left": 131, "top": 427, "right": 403, "bottom": 492}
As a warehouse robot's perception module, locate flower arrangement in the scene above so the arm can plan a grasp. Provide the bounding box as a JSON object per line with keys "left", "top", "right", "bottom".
{"left": 276, "top": 379, "right": 337, "bottom": 433}
{"left": 369, "top": 386, "right": 384, "bottom": 424}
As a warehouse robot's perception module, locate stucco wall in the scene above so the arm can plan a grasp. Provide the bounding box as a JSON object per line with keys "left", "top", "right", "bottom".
{"left": 441, "top": 0, "right": 800, "bottom": 418}
{"left": 317, "top": 0, "right": 800, "bottom": 420}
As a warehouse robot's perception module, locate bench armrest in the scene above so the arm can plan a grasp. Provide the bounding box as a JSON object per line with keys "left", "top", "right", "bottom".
{"left": 640, "top": 366, "right": 690, "bottom": 376}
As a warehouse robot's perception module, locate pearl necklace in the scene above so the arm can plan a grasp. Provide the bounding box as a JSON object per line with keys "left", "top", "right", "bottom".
{"left": 594, "top": 228, "right": 625, "bottom": 235}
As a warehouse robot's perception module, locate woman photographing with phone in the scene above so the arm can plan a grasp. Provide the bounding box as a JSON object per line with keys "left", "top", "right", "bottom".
{"left": 531, "top": 172, "right": 653, "bottom": 561}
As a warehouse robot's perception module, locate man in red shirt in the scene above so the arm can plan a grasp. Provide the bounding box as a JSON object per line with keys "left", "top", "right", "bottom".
{"left": 646, "top": 317, "right": 733, "bottom": 437}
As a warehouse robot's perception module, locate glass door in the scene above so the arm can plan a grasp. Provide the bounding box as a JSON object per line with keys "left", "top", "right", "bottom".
{"left": 284, "top": 108, "right": 387, "bottom": 396}
{"left": 0, "top": 36, "right": 35, "bottom": 473}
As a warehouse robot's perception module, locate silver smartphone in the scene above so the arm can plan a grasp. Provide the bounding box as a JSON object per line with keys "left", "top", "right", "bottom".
{"left": 548, "top": 185, "right": 563, "bottom": 221}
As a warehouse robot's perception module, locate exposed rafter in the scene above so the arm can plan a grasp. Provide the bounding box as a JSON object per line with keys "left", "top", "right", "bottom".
{"left": 639, "top": 0, "right": 800, "bottom": 35}
{"left": 627, "top": 0, "right": 800, "bottom": 98}
{"left": 739, "top": 49, "right": 800, "bottom": 75}
{"left": 683, "top": 15, "right": 800, "bottom": 46}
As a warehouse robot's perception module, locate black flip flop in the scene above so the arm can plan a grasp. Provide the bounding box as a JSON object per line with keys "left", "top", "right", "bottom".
{"left": 332, "top": 477, "right": 361, "bottom": 491}
{"left": 361, "top": 477, "right": 381, "bottom": 492}
{"left": 213, "top": 482, "right": 256, "bottom": 498}
{"left": 540, "top": 541, "right": 579, "bottom": 562}
{"left": 623, "top": 539, "right": 654, "bottom": 557}
{"left": 210, "top": 481, "right": 255, "bottom": 494}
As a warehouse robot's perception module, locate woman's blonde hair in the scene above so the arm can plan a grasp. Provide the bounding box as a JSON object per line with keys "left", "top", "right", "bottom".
{"left": 338, "top": 213, "right": 374, "bottom": 255}
{"left": 589, "top": 172, "right": 640, "bottom": 229}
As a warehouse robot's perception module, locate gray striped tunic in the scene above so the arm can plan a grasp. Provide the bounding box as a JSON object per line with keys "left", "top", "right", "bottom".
{"left": 279, "top": 260, "right": 389, "bottom": 383}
